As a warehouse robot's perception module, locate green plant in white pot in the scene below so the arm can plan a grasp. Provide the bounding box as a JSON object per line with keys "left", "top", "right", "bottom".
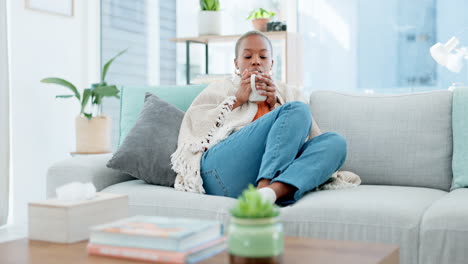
{"left": 228, "top": 185, "right": 284, "bottom": 264}
{"left": 198, "top": 0, "right": 221, "bottom": 35}
{"left": 247, "top": 8, "right": 276, "bottom": 32}
{"left": 41, "top": 49, "right": 127, "bottom": 154}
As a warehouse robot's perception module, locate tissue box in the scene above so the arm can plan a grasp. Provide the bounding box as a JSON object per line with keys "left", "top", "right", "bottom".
{"left": 28, "top": 192, "right": 128, "bottom": 243}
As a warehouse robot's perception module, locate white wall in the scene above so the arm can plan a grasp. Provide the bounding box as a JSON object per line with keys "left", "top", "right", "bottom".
{"left": 8, "top": 0, "right": 98, "bottom": 224}
{"left": 1, "top": 0, "right": 10, "bottom": 226}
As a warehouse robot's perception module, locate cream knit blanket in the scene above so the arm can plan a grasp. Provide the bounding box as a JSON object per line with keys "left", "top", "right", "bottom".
{"left": 170, "top": 75, "right": 360, "bottom": 193}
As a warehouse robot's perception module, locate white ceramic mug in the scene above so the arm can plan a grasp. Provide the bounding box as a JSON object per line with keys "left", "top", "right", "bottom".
{"left": 248, "top": 74, "right": 267, "bottom": 102}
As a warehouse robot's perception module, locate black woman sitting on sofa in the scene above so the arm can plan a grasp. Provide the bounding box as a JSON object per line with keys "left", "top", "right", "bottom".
{"left": 170, "top": 30, "right": 347, "bottom": 205}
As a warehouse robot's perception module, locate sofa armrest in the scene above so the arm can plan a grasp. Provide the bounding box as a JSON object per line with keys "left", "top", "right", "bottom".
{"left": 46, "top": 153, "right": 134, "bottom": 198}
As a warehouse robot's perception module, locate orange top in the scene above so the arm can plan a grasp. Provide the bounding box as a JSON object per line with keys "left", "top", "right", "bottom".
{"left": 252, "top": 101, "right": 271, "bottom": 121}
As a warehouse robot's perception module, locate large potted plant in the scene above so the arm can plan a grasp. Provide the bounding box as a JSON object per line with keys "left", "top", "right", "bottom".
{"left": 247, "top": 8, "right": 276, "bottom": 32}
{"left": 41, "top": 49, "right": 127, "bottom": 154}
{"left": 198, "top": 0, "right": 221, "bottom": 35}
{"left": 228, "top": 185, "right": 284, "bottom": 264}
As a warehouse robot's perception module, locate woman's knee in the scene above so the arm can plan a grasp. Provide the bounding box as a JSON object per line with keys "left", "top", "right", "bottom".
{"left": 283, "top": 101, "right": 312, "bottom": 125}
{"left": 284, "top": 101, "right": 310, "bottom": 112}
{"left": 324, "top": 132, "right": 347, "bottom": 158}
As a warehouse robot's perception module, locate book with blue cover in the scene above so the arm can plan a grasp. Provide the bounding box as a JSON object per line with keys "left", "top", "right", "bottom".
{"left": 89, "top": 215, "right": 222, "bottom": 252}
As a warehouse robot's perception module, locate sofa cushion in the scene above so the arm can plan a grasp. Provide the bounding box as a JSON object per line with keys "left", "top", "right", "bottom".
{"left": 119, "top": 84, "right": 207, "bottom": 146}
{"left": 419, "top": 188, "right": 468, "bottom": 264}
{"left": 46, "top": 153, "right": 134, "bottom": 198}
{"left": 281, "top": 185, "right": 446, "bottom": 264}
{"left": 309, "top": 90, "right": 453, "bottom": 191}
{"left": 108, "top": 93, "right": 183, "bottom": 187}
{"left": 451, "top": 87, "right": 468, "bottom": 190}
{"left": 101, "top": 180, "right": 237, "bottom": 227}
{"left": 102, "top": 181, "right": 445, "bottom": 264}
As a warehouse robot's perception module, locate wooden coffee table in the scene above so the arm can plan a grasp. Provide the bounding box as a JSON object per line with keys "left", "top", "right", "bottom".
{"left": 0, "top": 236, "right": 399, "bottom": 264}
{"left": 203, "top": 236, "right": 399, "bottom": 264}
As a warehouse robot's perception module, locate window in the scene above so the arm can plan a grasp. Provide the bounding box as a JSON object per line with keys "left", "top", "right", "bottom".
{"left": 298, "top": 0, "right": 468, "bottom": 94}
{"left": 101, "top": 0, "right": 176, "bottom": 149}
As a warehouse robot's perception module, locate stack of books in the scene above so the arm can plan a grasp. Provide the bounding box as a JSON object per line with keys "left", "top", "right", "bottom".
{"left": 87, "top": 215, "right": 226, "bottom": 263}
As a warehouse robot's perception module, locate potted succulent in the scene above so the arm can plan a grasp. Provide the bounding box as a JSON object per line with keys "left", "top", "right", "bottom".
{"left": 228, "top": 185, "right": 284, "bottom": 264}
{"left": 247, "top": 8, "right": 276, "bottom": 32}
{"left": 198, "top": 0, "right": 221, "bottom": 35}
{"left": 41, "top": 49, "right": 127, "bottom": 154}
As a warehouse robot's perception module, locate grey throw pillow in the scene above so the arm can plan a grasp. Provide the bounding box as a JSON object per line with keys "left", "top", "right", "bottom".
{"left": 107, "top": 93, "right": 184, "bottom": 186}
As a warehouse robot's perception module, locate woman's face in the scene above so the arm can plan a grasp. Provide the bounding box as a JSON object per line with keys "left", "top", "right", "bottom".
{"left": 234, "top": 35, "right": 274, "bottom": 75}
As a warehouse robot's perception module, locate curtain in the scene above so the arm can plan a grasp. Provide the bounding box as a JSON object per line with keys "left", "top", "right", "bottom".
{"left": 0, "top": 0, "right": 10, "bottom": 226}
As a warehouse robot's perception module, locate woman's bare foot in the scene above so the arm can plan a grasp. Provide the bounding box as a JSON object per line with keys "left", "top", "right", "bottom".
{"left": 257, "top": 178, "right": 271, "bottom": 189}
{"left": 268, "top": 182, "right": 296, "bottom": 201}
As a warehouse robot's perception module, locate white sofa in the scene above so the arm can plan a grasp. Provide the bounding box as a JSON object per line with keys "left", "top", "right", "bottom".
{"left": 47, "top": 90, "right": 468, "bottom": 264}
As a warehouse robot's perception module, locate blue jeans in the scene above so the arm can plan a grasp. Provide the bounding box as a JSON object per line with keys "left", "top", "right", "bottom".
{"left": 200, "top": 101, "right": 347, "bottom": 205}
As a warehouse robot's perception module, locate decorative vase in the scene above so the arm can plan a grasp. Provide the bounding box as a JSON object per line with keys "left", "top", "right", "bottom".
{"left": 75, "top": 115, "right": 111, "bottom": 154}
{"left": 228, "top": 216, "right": 284, "bottom": 264}
{"left": 198, "top": 10, "right": 221, "bottom": 35}
{"left": 252, "top": 18, "right": 270, "bottom": 32}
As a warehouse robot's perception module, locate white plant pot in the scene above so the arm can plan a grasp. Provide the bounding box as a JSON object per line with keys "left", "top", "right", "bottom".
{"left": 198, "top": 11, "right": 221, "bottom": 36}
{"left": 75, "top": 115, "right": 111, "bottom": 154}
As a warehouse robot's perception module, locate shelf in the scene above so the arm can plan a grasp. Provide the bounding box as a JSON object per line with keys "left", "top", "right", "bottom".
{"left": 171, "top": 31, "right": 303, "bottom": 86}
{"left": 170, "top": 31, "right": 288, "bottom": 44}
